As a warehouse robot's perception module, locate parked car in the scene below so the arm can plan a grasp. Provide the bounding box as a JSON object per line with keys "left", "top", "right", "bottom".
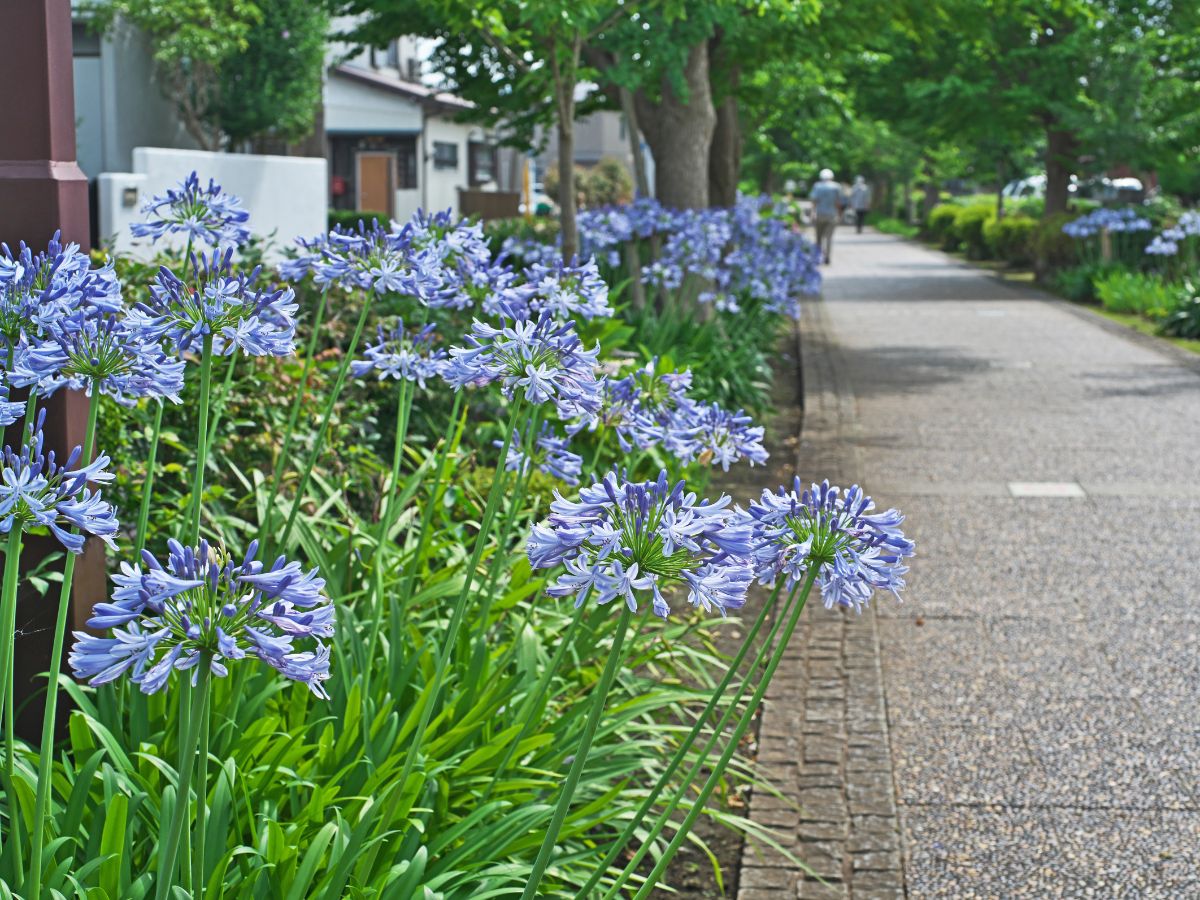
{"left": 1001, "top": 173, "right": 1081, "bottom": 199}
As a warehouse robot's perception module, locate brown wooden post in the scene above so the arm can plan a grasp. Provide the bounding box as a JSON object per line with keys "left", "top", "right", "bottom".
{"left": 0, "top": 0, "right": 106, "bottom": 738}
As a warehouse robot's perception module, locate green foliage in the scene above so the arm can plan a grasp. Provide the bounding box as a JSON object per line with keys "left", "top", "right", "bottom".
{"left": 1031, "top": 213, "right": 1080, "bottom": 272}
{"left": 581, "top": 157, "right": 635, "bottom": 207}
{"left": 872, "top": 216, "right": 918, "bottom": 239}
{"left": 91, "top": 0, "right": 324, "bottom": 149}
{"left": 214, "top": 0, "right": 327, "bottom": 146}
{"left": 924, "top": 205, "right": 961, "bottom": 247}
{"left": 1094, "top": 271, "right": 1181, "bottom": 319}
{"left": 1161, "top": 284, "right": 1200, "bottom": 338}
{"left": 1051, "top": 262, "right": 1118, "bottom": 303}
{"left": 328, "top": 209, "right": 392, "bottom": 231}
{"left": 950, "top": 203, "right": 995, "bottom": 260}
{"left": 983, "top": 216, "right": 1038, "bottom": 267}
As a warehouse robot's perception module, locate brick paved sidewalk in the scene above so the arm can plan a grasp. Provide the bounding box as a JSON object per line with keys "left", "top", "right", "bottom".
{"left": 738, "top": 229, "right": 1200, "bottom": 899}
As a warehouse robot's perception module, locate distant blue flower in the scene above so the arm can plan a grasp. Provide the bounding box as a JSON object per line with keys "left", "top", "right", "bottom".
{"left": 312, "top": 220, "right": 452, "bottom": 304}
{"left": 740, "top": 479, "right": 914, "bottom": 611}
{"left": 444, "top": 310, "right": 604, "bottom": 420}
{"left": 1145, "top": 235, "right": 1179, "bottom": 257}
{"left": 71, "top": 538, "right": 333, "bottom": 697}
{"left": 497, "top": 422, "right": 583, "bottom": 484}
{"left": 671, "top": 401, "right": 768, "bottom": 471}
{"left": 130, "top": 171, "right": 251, "bottom": 248}
{"left": 0, "top": 410, "right": 118, "bottom": 553}
{"left": 587, "top": 358, "right": 695, "bottom": 454}
{"left": 527, "top": 469, "right": 752, "bottom": 618}
{"left": 350, "top": 318, "right": 446, "bottom": 388}
{"left": 13, "top": 309, "right": 185, "bottom": 404}
{"left": 523, "top": 257, "right": 613, "bottom": 320}
{"left": 129, "top": 249, "right": 296, "bottom": 357}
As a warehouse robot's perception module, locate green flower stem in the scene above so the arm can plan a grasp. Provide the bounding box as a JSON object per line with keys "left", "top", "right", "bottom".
{"left": 191, "top": 694, "right": 212, "bottom": 894}
{"left": 260, "top": 285, "right": 330, "bottom": 545}
{"left": 394, "top": 393, "right": 465, "bottom": 621}
{"left": 0, "top": 526, "right": 24, "bottom": 880}
{"left": 155, "top": 664, "right": 211, "bottom": 900}
{"left": 133, "top": 401, "right": 166, "bottom": 559}
{"left": 520, "top": 602, "right": 635, "bottom": 900}
{"left": 578, "top": 580, "right": 787, "bottom": 899}
{"left": 26, "top": 390, "right": 101, "bottom": 898}
{"left": 275, "top": 297, "right": 372, "bottom": 554}
{"left": 362, "top": 376, "right": 415, "bottom": 759}
{"left": 185, "top": 333, "right": 215, "bottom": 545}
{"left": 480, "top": 600, "right": 587, "bottom": 804}
{"left": 201, "top": 352, "right": 238, "bottom": 463}
{"left": 629, "top": 567, "right": 819, "bottom": 900}
{"left": 588, "top": 424, "right": 610, "bottom": 473}
{"left": 394, "top": 401, "right": 523, "bottom": 800}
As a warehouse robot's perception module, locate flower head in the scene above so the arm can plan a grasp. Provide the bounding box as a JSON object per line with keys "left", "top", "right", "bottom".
{"left": 14, "top": 308, "right": 184, "bottom": 405}
{"left": 443, "top": 310, "right": 603, "bottom": 420}
{"left": 522, "top": 257, "right": 613, "bottom": 320}
{"left": 71, "top": 538, "right": 333, "bottom": 697}
{"left": 130, "top": 249, "right": 297, "bottom": 357}
{"left": 671, "top": 401, "right": 768, "bottom": 471}
{"left": 130, "top": 171, "right": 251, "bottom": 248}
{"left": 527, "top": 469, "right": 752, "bottom": 618}
{"left": 0, "top": 410, "right": 118, "bottom": 552}
{"left": 741, "top": 479, "right": 914, "bottom": 611}
{"left": 351, "top": 318, "right": 447, "bottom": 388}
{"left": 497, "top": 422, "right": 583, "bottom": 484}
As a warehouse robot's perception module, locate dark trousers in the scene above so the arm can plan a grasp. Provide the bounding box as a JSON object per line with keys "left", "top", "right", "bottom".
{"left": 855, "top": 209, "right": 868, "bottom": 233}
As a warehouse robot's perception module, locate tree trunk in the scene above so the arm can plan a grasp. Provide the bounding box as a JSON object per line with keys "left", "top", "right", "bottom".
{"left": 996, "top": 157, "right": 1005, "bottom": 220}
{"left": 619, "top": 83, "right": 650, "bottom": 199}
{"left": 903, "top": 181, "right": 913, "bottom": 224}
{"left": 635, "top": 41, "right": 716, "bottom": 210}
{"left": 551, "top": 37, "right": 581, "bottom": 263}
{"left": 708, "top": 69, "right": 740, "bottom": 207}
{"left": 1044, "top": 126, "right": 1075, "bottom": 218}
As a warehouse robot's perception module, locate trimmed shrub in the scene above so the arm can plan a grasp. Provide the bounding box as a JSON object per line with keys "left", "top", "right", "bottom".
{"left": 952, "top": 204, "right": 996, "bottom": 259}
{"left": 984, "top": 216, "right": 1038, "bottom": 266}
{"left": 925, "top": 205, "right": 960, "bottom": 246}
{"left": 1031, "top": 212, "right": 1079, "bottom": 273}
{"left": 1052, "top": 262, "right": 1120, "bottom": 303}
{"left": 328, "top": 208, "right": 389, "bottom": 230}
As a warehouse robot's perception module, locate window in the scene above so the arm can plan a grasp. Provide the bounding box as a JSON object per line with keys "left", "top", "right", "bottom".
{"left": 386, "top": 40, "right": 400, "bottom": 69}
{"left": 469, "top": 141, "right": 497, "bottom": 186}
{"left": 432, "top": 141, "right": 459, "bottom": 170}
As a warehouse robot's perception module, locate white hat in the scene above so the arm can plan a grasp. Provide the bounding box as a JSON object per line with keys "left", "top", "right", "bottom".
{"left": 819, "top": 168, "right": 834, "bottom": 181}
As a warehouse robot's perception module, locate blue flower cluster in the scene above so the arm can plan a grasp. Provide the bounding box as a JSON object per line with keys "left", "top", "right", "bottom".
{"left": 351, "top": 319, "right": 447, "bottom": 388}
{"left": 71, "top": 539, "right": 333, "bottom": 697}
{"left": 503, "top": 196, "right": 822, "bottom": 318}
{"left": 0, "top": 411, "right": 118, "bottom": 553}
{"left": 1062, "top": 207, "right": 1152, "bottom": 239}
{"left": 529, "top": 475, "right": 914, "bottom": 620}
{"left": 130, "top": 172, "right": 251, "bottom": 249}
{"left": 738, "top": 479, "right": 915, "bottom": 611}
{"left": 528, "top": 469, "right": 753, "bottom": 618}
{"left": 443, "top": 311, "right": 603, "bottom": 421}
{"left": 498, "top": 422, "right": 583, "bottom": 484}
{"left": 1144, "top": 211, "right": 1200, "bottom": 258}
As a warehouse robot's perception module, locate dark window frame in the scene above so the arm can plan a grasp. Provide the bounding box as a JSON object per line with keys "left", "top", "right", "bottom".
{"left": 468, "top": 141, "right": 497, "bottom": 187}
{"left": 432, "top": 141, "right": 459, "bottom": 171}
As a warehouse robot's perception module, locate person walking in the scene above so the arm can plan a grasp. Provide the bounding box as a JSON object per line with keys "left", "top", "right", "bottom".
{"left": 850, "top": 175, "right": 872, "bottom": 233}
{"left": 809, "top": 168, "right": 843, "bottom": 264}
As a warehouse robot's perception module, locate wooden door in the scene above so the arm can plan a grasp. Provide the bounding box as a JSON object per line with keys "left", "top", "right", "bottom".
{"left": 357, "top": 152, "right": 394, "bottom": 215}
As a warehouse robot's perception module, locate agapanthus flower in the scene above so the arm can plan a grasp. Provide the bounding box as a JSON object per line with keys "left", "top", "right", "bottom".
{"left": 13, "top": 309, "right": 185, "bottom": 404}
{"left": 1145, "top": 235, "right": 1179, "bottom": 256}
{"left": 130, "top": 171, "right": 251, "bottom": 248}
{"left": 740, "top": 479, "right": 914, "bottom": 611}
{"left": 523, "top": 257, "right": 613, "bottom": 320}
{"left": 0, "top": 379, "right": 23, "bottom": 427}
{"left": 527, "top": 469, "right": 752, "bottom": 618}
{"left": 497, "top": 422, "right": 583, "bottom": 484}
{"left": 70, "top": 538, "right": 333, "bottom": 697}
{"left": 443, "top": 310, "right": 604, "bottom": 420}
{"left": 351, "top": 318, "right": 447, "bottom": 388}
{"left": 402, "top": 208, "right": 492, "bottom": 268}
{"left": 312, "top": 220, "right": 452, "bottom": 304}
{"left": 669, "top": 401, "right": 768, "bottom": 471}
{"left": 592, "top": 358, "right": 695, "bottom": 452}
{"left": 0, "top": 410, "right": 118, "bottom": 552}
{"left": 129, "top": 249, "right": 297, "bottom": 357}
{"left": 0, "top": 232, "right": 118, "bottom": 346}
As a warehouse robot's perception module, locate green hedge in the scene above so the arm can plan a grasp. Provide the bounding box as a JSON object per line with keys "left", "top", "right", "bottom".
{"left": 925, "top": 205, "right": 960, "bottom": 246}
{"left": 951, "top": 204, "right": 995, "bottom": 259}
{"left": 983, "top": 216, "right": 1038, "bottom": 266}
{"left": 328, "top": 209, "right": 390, "bottom": 230}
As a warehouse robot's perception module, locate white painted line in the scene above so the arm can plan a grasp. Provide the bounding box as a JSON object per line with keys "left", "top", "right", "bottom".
{"left": 1007, "top": 481, "right": 1087, "bottom": 499}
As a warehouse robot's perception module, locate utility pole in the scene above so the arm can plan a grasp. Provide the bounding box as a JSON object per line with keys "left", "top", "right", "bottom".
{"left": 0, "top": 0, "right": 105, "bottom": 738}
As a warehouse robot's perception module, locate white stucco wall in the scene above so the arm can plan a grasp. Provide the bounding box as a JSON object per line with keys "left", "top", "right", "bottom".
{"left": 421, "top": 117, "right": 479, "bottom": 216}
{"left": 325, "top": 76, "right": 423, "bottom": 135}
{"left": 99, "top": 147, "right": 327, "bottom": 260}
